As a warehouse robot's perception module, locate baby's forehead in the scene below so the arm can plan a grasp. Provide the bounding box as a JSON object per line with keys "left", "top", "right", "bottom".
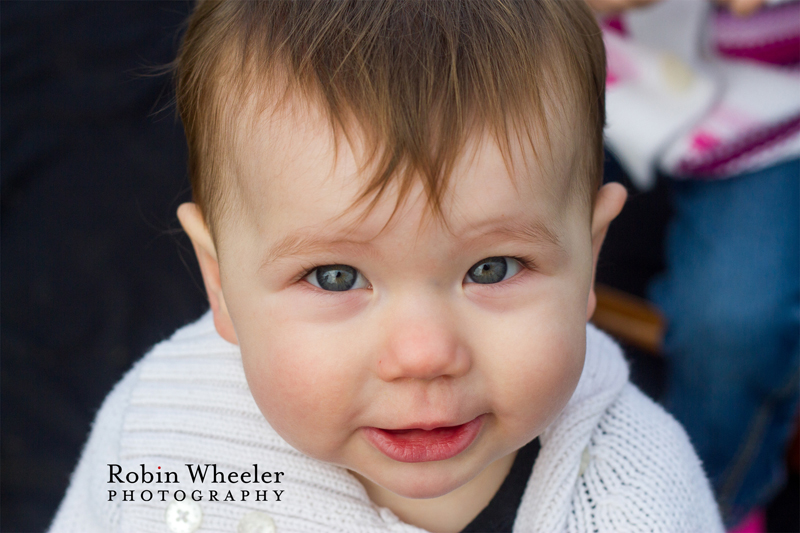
{"left": 226, "top": 89, "right": 582, "bottom": 235}
{"left": 226, "top": 121, "right": 573, "bottom": 270}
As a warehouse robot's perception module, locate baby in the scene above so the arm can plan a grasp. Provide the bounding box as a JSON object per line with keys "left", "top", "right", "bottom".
{"left": 50, "top": 1, "right": 724, "bottom": 532}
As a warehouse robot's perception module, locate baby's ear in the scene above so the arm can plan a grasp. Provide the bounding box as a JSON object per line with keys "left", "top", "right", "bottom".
{"left": 177, "top": 203, "right": 238, "bottom": 345}
{"left": 586, "top": 182, "right": 627, "bottom": 320}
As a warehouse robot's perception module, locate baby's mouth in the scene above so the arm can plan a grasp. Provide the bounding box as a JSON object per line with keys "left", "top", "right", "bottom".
{"left": 363, "top": 416, "right": 483, "bottom": 463}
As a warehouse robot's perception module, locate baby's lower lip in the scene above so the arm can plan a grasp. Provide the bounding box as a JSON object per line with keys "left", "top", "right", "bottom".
{"left": 363, "top": 416, "right": 483, "bottom": 463}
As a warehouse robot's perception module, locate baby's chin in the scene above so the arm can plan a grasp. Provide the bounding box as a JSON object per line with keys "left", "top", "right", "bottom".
{"left": 349, "top": 459, "right": 484, "bottom": 500}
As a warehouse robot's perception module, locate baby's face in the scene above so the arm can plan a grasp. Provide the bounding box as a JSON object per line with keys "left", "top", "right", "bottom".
{"left": 191, "top": 99, "right": 617, "bottom": 501}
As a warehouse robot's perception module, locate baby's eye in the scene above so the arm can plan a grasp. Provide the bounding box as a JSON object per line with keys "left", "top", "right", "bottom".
{"left": 464, "top": 257, "right": 522, "bottom": 284}
{"left": 304, "top": 265, "right": 370, "bottom": 291}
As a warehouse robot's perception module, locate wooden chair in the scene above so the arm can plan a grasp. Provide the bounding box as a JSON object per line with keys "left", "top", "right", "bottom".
{"left": 591, "top": 283, "right": 665, "bottom": 356}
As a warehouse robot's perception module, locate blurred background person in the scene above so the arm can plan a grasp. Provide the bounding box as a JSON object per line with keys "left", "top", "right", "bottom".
{"left": 588, "top": 0, "right": 800, "bottom": 531}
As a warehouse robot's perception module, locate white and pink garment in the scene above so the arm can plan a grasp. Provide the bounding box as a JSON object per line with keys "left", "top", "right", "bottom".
{"left": 602, "top": 0, "right": 800, "bottom": 189}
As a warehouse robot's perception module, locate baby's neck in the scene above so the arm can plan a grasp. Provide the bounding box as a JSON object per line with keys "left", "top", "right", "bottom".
{"left": 352, "top": 450, "right": 517, "bottom": 533}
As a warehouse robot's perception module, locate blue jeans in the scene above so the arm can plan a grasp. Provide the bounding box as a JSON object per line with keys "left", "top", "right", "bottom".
{"left": 649, "top": 159, "right": 799, "bottom": 527}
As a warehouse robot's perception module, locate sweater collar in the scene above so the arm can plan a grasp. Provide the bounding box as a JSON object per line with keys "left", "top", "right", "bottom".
{"left": 514, "top": 324, "right": 630, "bottom": 532}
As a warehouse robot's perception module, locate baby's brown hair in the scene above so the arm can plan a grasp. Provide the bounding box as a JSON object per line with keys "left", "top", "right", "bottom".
{"left": 176, "top": 0, "right": 606, "bottom": 240}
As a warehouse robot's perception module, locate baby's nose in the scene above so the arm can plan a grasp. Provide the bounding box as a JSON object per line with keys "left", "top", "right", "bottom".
{"left": 376, "top": 311, "right": 471, "bottom": 382}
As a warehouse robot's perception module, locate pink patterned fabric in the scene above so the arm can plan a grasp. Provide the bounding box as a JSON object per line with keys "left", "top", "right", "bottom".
{"left": 602, "top": 16, "right": 627, "bottom": 36}
{"left": 677, "top": 114, "right": 800, "bottom": 177}
{"left": 713, "top": 3, "right": 800, "bottom": 66}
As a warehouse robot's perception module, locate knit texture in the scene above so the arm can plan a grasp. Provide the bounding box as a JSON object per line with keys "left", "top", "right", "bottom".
{"left": 49, "top": 313, "right": 723, "bottom": 533}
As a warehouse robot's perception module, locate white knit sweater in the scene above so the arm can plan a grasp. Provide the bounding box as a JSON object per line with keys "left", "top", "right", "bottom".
{"left": 49, "top": 313, "right": 723, "bottom": 533}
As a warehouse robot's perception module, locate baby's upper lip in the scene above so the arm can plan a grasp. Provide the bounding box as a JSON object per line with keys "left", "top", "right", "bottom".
{"left": 375, "top": 414, "right": 483, "bottom": 432}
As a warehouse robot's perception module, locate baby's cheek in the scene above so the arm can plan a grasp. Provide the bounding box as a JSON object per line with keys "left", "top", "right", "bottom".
{"left": 494, "top": 321, "right": 585, "bottom": 435}
{"left": 241, "top": 344, "right": 357, "bottom": 460}
{"left": 244, "top": 350, "right": 318, "bottom": 421}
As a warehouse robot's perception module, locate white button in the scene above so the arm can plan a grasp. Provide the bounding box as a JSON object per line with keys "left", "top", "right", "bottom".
{"left": 379, "top": 507, "right": 399, "bottom": 523}
{"left": 237, "top": 511, "right": 276, "bottom": 533}
{"left": 165, "top": 500, "right": 203, "bottom": 533}
{"left": 578, "top": 446, "right": 591, "bottom": 476}
{"left": 661, "top": 53, "right": 694, "bottom": 93}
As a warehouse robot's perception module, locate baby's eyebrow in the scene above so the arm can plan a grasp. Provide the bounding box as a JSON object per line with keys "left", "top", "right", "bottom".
{"left": 469, "top": 218, "right": 562, "bottom": 250}
{"left": 462, "top": 217, "right": 564, "bottom": 252}
{"left": 260, "top": 231, "right": 376, "bottom": 268}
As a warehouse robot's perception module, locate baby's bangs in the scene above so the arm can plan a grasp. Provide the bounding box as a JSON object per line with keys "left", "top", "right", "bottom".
{"left": 178, "top": 0, "right": 605, "bottom": 234}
